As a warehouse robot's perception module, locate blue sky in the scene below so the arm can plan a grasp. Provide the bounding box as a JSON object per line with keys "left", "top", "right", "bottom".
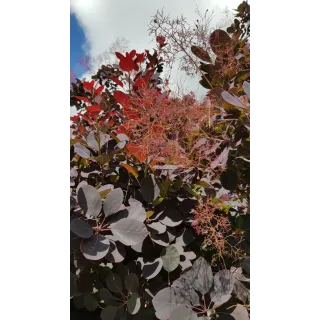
{"left": 70, "top": 14, "right": 87, "bottom": 78}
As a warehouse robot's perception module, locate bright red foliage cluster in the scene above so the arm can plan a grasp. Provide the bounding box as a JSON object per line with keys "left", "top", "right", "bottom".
{"left": 115, "top": 50, "right": 145, "bottom": 72}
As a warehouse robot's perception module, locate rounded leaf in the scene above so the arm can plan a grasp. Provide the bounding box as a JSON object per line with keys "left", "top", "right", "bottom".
{"left": 125, "top": 273, "right": 139, "bottom": 293}
{"left": 170, "top": 305, "right": 195, "bottom": 320}
{"left": 106, "top": 241, "right": 126, "bottom": 263}
{"left": 141, "top": 258, "right": 163, "bottom": 280}
{"left": 74, "top": 142, "right": 91, "bottom": 158}
{"left": 73, "top": 295, "right": 84, "bottom": 309}
{"left": 150, "top": 232, "right": 169, "bottom": 246}
{"left": 99, "top": 288, "right": 116, "bottom": 305}
{"left": 175, "top": 257, "right": 214, "bottom": 296}
{"left": 127, "top": 292, "right": 141, "bottom": 315}
{"left": 192, "top": 257, "right": 214, "bottom": 295}
{"left": 147, "top": 222, "right": 166, "bottom": 234}
{"left": 87, "top": 131, "right": 99, "bottom": 150}
{"left": 191, "top": 45, "right": 212, "bottom": 62}
{"left": 84, "top": 294, "right": 98, "bottom": 311}
{"left": 101, "top": 306, "right": 118, "bottom": 320}
{"left": 127, "top": 205, "right": 146, "bottom": 222}
{"left": 78, "top": 185, "right": 102, "bottom": 218}
{"left": 220, "top": 170, "right": 239, "bottom": 191}
{"left": 175, "top": 227, "right": 196, "bottom": 246}
{"left": 161, "top": 245, "right": 180, "bottom": 272}
{"left": 103, "top": 188, "right": 124, "bottom": 216}
{"left": 117, "top": 133, "right": 129, "bottom": 142}
{"left": 231, "top": 305, "right": 250, "bottom": 320}
{"left": 158, "top": 208, "right": 183, "bottom": 227}
{"left": 81, "top": 234, "right": 110, "bottom": 260}
{"left": 106, "top": 272, "right": 123, "bottom": 293}
{"left": 110, "top": 218, "right": 148, "bottom": 245}
{"left": 221, "top": 91, "right": 246, "bottom": 108}
{"left": 128, "top": 198, "right": 143, "bottom": 207}
{"left": 210, "top": 269, "right": 234, "bottom": 307}
{"left": 141, "top": 175, "right": 160, "bottom": 203}
{"left": 209, "top": 29, "right": 231, "bottom": 54}
{"left": 70, "top": 219, "right": 93, "bottom": 239}
{"left": 152, "top": 287, "right": 183, "bottom": 320}
{"left": 167, "top": 227, "right": 176, "bottom": 243}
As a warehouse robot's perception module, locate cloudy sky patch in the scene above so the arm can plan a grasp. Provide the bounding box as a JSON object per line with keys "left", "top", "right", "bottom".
{"left": 70, "top": 0, "right": 242, "bottom": 107}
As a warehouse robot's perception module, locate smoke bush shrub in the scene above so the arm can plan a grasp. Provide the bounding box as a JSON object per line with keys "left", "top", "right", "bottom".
{"left": 70, "top": 2, "right": 250, "bottom": 319}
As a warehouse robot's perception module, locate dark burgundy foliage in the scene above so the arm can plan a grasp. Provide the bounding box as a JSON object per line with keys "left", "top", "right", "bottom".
{"left": 70, "top": 2, "right": 250, "bottom": 319}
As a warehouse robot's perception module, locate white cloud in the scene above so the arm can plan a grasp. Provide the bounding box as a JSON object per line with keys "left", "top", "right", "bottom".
{"left": 70, "top": 0, "right": 242, "bottom": 104}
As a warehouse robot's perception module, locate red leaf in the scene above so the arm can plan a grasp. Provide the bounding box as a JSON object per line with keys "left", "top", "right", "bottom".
{"left": 133, "top": 63, "right": 139, "bottom": 72}
{"left": 107, "top": 77, "right": 124, "bottom": 87}
{"left": 116, "top": 51, "right": 136, "bottom": 72}
{"left": 126, "top": 144, "right": 147, "bottom": 162}
{"left": 151, "top": 125, "right": 164, "bottom": 136}
{"left": 99, "top": 114, "right": 109, "bottom": 126}
{"left": 115, "top": 52, "right": 125, "bottom": 60}
{"left": 90, "top": 113, "right": 98, "bottom": 121}
{"left": 145, "top": 69, "right": 155, "bottom": 81}
{"left": 80, "top": 114, "right": 94, "bottom": 125}
{"left": 70, "top": 115, "right": 79, "bottom": 122}
{"left": 133, "top": 77, "right": 147, "bottom": 88}
{"left": 135, "top": 53, "right": 145, "bottom": 63}
{"left": 115, "top": 123, "right": 130, "bottom": 134}
{"left": 128, "top": 50, "right": 136, "bottom": 59}
{"left": 123, "top": 109, "right": 140, "bottom": 121}
{"left": 108, "top": 120, "right": 115, "bottom": 126}
{"left": 94, "top": 85, "right": 104, "bottom": 95}
{"left": 87, "top": 105, "right": 102, "bottom": 113}
{"left": 78, "top": 125, "right": 85, "bottom": 133}
{"left": 123, "top": 123, "right": 131, "bottom": 130}
{"left": 119, "top": 59, "right": 135, "bottom": 72}
{"left": 83, "top": 80, "right": 94, "bottom": 92}
{"left": 113, "top": 91, "right": 130, "bottom": 109}
{"left": 156, "top": 35, "right": 166, "bottom": 45}
{"left": 73, "top": 96, "right": 90, "bottom": 103}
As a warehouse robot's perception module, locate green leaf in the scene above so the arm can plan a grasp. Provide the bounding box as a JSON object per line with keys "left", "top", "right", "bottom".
{"left": 84, "top": 294, "right": 98, "bottom": 311}
{"left": 106, "top": 273, "right": 123, "bottom": 293}
{"left": 160, "top": 178, "right": 171, "bottom": 196}
{"left": 236, "top": 215, "right": 244, "bottom": 230}
{"left": 124, "top": 273, "right": 139, "bottom": 293}
{"left": 100, "top": 306, "right": 118, "bottom": 320}
{"left": 73, "top": 296, "right": 84, "bottom": 309}
{"left": 99, "top": 188, "right": 111, "bottom": 199}
{"left": 127, "top": 293, "right": 141, "bottom": 315}
{"left": 195, "top": 180, "right": 210, "bottom": 188}
{"left": 99, "top": 288, "right": 116, "bottom": 305}
{"left": 152, "top": 197, "right": 164, "bottom": 207}
{"left": 96, "top": 155, "right": 110, "bottom": 166}
{"left": 235, "top": 69, "right": 250, "bottom": 83}
{"left": 183, "top": 185, "right": 200, "bottom": 199}
{"left": 170, "top": 179, "right": 183, "bottom": 191}
{"left": 70, "top": 139, "right": 81, "bottom": 146}
{"left": 146, "top": 211, "right": 154, "bottom": 219}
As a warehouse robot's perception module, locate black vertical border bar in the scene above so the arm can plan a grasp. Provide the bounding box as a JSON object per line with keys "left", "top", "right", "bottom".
{"left": 63, "top": 1, "right": 73, "bottom": 312}
{"left": 249, "top": 0, "right": 256, "bottom": 320}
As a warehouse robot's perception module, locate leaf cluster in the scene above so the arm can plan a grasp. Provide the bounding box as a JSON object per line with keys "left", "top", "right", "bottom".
{"left": 70, "top": 4, "right": 250, "bottom": 319}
